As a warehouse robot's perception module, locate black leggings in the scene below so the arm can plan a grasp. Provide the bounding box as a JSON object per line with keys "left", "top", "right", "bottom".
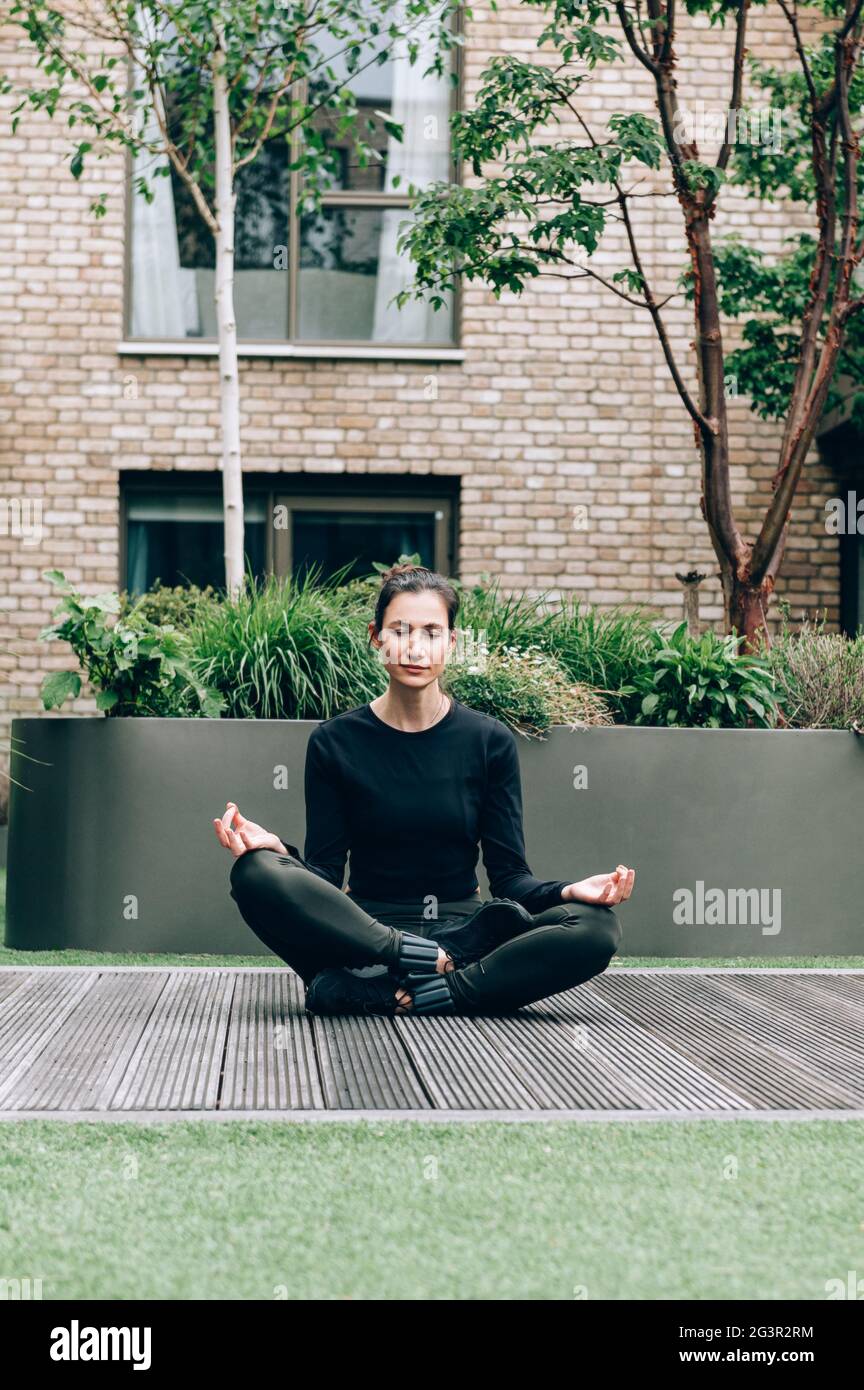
{"left": 228, "top": 848, "right": 622, "bottom": 1015}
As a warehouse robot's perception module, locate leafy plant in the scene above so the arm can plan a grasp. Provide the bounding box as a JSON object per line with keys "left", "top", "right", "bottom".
{"left": 454, "top": 573, "right": 556, "bottom": 654}
{"left": 118, "top": 581, "right": 220, "bottom": 631}
{"left": 767, "top": 609, "right": 864, "bottom": 729}
{"left": 631, "top": 622, "right": 778, "bottom": 729}
{"left": 442, "top": 643, "right": 613, "bottom": 739}
{"left": 39, "top": 570, "right": 224, "bottom": 718}
{"left": 189, "top": 564, "right": 386, "bottom": 719}
{"left": 538, "top": 598, "right": 657, "bottom": 722}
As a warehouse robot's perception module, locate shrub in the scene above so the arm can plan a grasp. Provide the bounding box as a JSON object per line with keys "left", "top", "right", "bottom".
{"left": 189, "top": 566, "right": 385, "bottom": 719}
{"left": 454, "top": 573, "right": 556, "bottom": 653}
{"left": 538, "top": 598, "right": 658, "bottom": 722}
{"left": 768, "top": 612, "right": 864, "bottom": 729}
{"left": 39, "top": 570, "right": 224, "bottom": 717}
{"left": 442, "top": 643, "right": 613, "bottom": 738}
{"left": 631, "top": 621, "right": 778, "bottom": 728}
{"left": 118, "top": 580, "right": 220, "bottom": 630}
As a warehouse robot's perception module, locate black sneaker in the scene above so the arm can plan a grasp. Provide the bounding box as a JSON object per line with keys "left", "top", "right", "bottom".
{"left": 435, "top": 898, "right": 534, "bottom": 968}
{"left": 304, "top": 966, "right": 409, "bottom": 1018}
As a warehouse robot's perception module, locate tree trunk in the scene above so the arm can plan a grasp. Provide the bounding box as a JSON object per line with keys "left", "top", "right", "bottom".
{"left": 723, "top": 562, "right": 775, "bottom": 651}
{"left": 213, "top": 22, "right": 245, "bottom": 600}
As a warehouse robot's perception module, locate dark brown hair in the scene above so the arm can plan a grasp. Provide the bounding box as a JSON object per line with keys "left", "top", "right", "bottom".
{"left": 372, "top": 563, "right": 460, "bottom": 634}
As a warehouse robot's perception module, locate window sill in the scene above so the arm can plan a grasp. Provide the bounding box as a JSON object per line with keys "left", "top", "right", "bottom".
{"left": 117, "top": 340, "right": 465, "bottom": 363}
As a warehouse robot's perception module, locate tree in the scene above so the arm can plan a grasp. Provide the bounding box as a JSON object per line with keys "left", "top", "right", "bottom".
{"left": 5, "top": 0, "right": 461, "bottom": 596}
{"left": 399, "top": 0, "right": 864, "bottom": 648}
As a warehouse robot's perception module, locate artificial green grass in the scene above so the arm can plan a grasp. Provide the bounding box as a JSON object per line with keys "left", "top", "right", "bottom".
{"left": 0, "top": 1119, "right": 861, "bottom": 1299}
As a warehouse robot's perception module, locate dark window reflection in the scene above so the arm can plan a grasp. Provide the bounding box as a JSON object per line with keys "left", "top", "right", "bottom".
{"left": 293, "top": 511, "right": 436, "bottom": 584}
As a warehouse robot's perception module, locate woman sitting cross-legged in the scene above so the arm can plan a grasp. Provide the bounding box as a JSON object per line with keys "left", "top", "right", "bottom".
{"left": 213, "top": 563, "right": 635, "bottom": 1018}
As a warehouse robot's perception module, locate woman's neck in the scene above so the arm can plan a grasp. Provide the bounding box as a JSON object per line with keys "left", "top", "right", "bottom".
{"left": 371, "top": 683, "right": 450, "bottom": 732}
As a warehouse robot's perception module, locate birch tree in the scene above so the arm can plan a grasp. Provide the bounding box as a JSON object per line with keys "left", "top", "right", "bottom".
{"left": 7, "top": 0, "right": 461, "bottom": 596}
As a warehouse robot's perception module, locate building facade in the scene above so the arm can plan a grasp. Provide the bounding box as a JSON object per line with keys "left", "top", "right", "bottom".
{"left": 1, "top": 1, "right": 860, "bottom": 770}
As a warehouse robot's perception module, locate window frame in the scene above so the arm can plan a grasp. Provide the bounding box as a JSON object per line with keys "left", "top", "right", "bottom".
{"left": 121, "top": 12, "right": 463, "bottom": 354}
{"left": 119, "top": 471, "right": 459, "bottom": 592}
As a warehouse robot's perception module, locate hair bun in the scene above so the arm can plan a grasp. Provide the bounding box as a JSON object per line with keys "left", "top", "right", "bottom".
{"left": 379, "top": 562, "right": 425, "bottom": 584}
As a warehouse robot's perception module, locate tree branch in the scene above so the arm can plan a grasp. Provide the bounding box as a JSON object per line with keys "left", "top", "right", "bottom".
{"left": 714, "top": 0, "right": 750, "bottom": 178}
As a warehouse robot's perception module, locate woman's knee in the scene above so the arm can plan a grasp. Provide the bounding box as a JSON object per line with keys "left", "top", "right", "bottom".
{"left": 561, "top": 902, "right": 622, "bottom": 958}
{"left": 229, "top": 847, "right": 285, "bottom": 900}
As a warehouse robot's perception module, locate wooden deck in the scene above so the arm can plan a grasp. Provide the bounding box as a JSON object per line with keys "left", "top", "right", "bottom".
{"left": 0, "top": 967, "right": 862, "bottom": 1121}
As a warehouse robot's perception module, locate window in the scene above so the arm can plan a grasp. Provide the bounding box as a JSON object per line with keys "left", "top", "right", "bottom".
{"left": 275, "top": 495, "right": 450, "bottom": 583}
{"left": 121, "top": 475, "right": 456, "bottom": 594}
{"left": 124, "top": 490, "right": 268, "bottom": 595}
{"left": 126, "top": 6, "right": 457, "bottom": 347}
{"left": 819, "top": 423, "right": 863, "bottom": 636}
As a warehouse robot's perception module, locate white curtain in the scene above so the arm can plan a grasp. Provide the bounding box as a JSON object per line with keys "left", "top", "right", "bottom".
{"left": 130, "top": 124, "right": 199, "bottom": 337}
{"left": 372, "top": 15, "right": 452, "bottom": 343}
{"left": 129, "top": 8, "right": 199, "bottom": 337}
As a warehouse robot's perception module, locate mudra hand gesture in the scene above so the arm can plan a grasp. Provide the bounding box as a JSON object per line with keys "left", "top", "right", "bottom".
{"left": 562, "top": 865, "right": 635, "bottom": 906}
{"left": 213, "top": 802, "right": 285, "bottom": 859}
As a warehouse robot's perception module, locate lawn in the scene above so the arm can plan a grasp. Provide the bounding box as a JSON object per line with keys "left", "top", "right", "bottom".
{"left": 0, "top": 1118, "right": 862, "bottom": 1300}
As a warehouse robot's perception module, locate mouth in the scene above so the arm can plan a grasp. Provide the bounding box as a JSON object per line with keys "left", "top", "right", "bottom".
{"left": 402, "top": 665, "right": 428, "bottom": 673}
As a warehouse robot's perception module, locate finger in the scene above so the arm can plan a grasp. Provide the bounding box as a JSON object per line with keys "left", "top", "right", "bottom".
{"left": 228, "top": 830, "right": 246, "bottom": 857}
{"left": 221, "top": 804, "right": 236, "bottom": 832}
{"left": 622, "top": 868, "right": 635, "bottom": 900}
{"left": 213, "top": 819, "right": 229, "bottom": 848}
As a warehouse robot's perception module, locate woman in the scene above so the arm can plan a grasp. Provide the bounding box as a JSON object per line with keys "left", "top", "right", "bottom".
{"left": 213, "top": 563, "right": 635, "bottom": 1017}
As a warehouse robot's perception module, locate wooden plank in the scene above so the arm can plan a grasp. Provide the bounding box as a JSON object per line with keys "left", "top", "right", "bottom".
{"left": 793, "top": 973, "right": 864, "bottom": 1016}
{"left": 0, "top": 971, "right": 168, "bottom": 1111}
{"left": 313, "top": 1014, "right": 431, "bottom": 1109}
{"left": 656, "top": 973, "right": 864, "bottom": 1102}
{"left": 702, "top": 973, "right": 864, "bottom": 1091}
{"left": 0, "top": 971, "right": 31, "bottom": 1004}
{"left": 592, "top": 974, "right": 862, "bottom": 1108}
{"left": 219, "top": 971, "right": 323, "bottom": 1110}
{"left": 0, "top": 971, "right": 100, "bottom": 1108}
{"left": 508, "top": 983, "right": 751, "bottom": 1111}
{"left": 110, "top": 971, "right": 234, "bottom": 1110}
{"left": 394, "top": 1014, "right": 543, "bottom": 1109}
{"left": 0, "top": 968, "right": 860, "bottom": 1116}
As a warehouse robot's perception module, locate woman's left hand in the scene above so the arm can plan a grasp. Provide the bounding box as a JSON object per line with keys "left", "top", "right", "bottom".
{"left": 562, "top": 866, "right": 635, "bottom": 906}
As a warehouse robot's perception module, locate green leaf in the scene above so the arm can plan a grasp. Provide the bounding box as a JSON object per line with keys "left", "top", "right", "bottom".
{"left": 41, "top": 670, "right": 81, "bottom": 710}
{"left": 95, "top": 689, "right": 119, "bottom": 711}
{"left": 42, "top": 568, "right": 69, "bottom": 589}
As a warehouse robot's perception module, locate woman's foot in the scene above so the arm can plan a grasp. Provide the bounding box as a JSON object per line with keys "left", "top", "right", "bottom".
{"left": 395, "top": 948, "right": 454, "bottom": 1012}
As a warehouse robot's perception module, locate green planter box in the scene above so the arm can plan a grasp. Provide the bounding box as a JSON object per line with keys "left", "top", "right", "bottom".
{"left": 6, "top": 717, "right": 863, "bottom": 956}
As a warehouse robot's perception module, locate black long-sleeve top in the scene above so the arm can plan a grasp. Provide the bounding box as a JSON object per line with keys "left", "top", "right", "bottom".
{"left": 280, "top": 696, "right": 570, "bottom": 914}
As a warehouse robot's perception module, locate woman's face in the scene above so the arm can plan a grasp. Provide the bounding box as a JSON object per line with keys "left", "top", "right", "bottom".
{"left": 369, "top": 591, "right": 456, "bottom": 691}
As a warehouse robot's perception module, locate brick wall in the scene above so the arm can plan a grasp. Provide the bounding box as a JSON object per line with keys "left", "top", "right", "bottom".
{"left": 0, "top": 2, "right": 847, "bottom": 777}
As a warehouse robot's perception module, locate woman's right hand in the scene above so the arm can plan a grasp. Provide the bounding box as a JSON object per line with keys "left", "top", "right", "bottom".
{"left": 213, "top": 802, "right": 285, "bottom": 859}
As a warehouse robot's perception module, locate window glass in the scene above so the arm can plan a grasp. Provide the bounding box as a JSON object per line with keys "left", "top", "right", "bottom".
{"left": 293, "top": 510, "right": 436, "bottom": 583}
{"left": 125, "top": 493, "right": 267, "bottom": 594}
{"left": 307, "top": 18, "right": 452, "bottom": 193}
{"left": 297, "top": 205, "right": 453, "bottom": 342}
